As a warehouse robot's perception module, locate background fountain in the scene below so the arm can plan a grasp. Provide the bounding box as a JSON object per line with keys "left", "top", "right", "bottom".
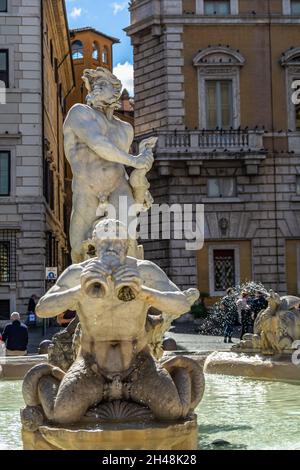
{"left": 205, "top": 289, "right": 300, "bottom": 383}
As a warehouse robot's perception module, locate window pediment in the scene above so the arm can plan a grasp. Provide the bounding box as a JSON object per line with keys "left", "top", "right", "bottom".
{"left": 193, "top": 46, "right": 245, "bottom": 67}
{"left": 280, "top": 47, "right": 300, "bottom": 67}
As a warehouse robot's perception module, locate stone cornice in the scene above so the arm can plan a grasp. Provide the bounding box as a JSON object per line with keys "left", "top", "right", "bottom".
{"left": 126, "top": 15, "right": 300, "bottom": 36}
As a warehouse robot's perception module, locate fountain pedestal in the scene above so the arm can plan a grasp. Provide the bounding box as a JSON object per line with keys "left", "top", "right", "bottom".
{"left": 22, "top": 415, "right": 198, "bottom": 450}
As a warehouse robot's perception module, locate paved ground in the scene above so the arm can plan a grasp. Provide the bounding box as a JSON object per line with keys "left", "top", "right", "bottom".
{"left": 26, "top": 321, "right": 239, "bottom": 355}
{"left": 27, "top": 325, "right": 61, "bottom": 354}
{"left": 168, "top": 322, "right": 238, "bottom": 353}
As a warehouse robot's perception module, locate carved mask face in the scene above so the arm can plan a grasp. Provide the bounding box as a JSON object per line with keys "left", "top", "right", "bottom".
{"left": 88, "top": 79, "right": 116, "bottom": 108}
{"left": 96, "top": 238, "right": 128, "bottom": 268}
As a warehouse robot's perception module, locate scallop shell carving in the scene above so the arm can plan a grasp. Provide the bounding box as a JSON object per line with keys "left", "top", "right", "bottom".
{"left": 86, "top": 400, "right": 153, "bottom": 423}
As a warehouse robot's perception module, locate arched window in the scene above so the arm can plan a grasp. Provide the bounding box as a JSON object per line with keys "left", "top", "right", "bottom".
{"left": 92, "top": 42, "right": 99, "bottom": 61}
{"left": 193, "top": 46, "right": 245, "bottom": 129}
{"left": 102, "top": 46, "right": 109, "bottom": 64}
{"left": 72, "top": 40, "right": 84, "bottom": 60}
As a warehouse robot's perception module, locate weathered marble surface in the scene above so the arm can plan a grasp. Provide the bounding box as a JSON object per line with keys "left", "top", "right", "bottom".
{"left": 21, "top": 220, "right": 203, "bottom": 431}
{"left": 204, "top": 351, "right": 300, "bottom": 383}
{"left": 22, "top": 415, "right": 198, "bottom": 450}
{"left": 0, "top": 355, "right": 47, "bottom": 380}
{"left": 63, "top": 67, "right": 156, "bottom": 263}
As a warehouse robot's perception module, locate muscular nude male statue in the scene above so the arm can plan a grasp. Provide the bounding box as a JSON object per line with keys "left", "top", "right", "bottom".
{"left": 63, "top": 68, "right": 154, "bottom": 263}
{"left": 22, "top": 220, "right": 202, "bottom": 425}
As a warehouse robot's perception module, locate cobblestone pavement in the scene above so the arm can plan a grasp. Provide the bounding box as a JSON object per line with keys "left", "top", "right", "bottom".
{"left": 168, "top": 322, "right": 237, "bottom": 353}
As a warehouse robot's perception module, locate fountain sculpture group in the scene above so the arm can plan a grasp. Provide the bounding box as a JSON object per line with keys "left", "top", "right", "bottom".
{"left": 19, "top": 67, "right": 300, "bottom": 450}
{"left": 205, "top": 291, "right": 300, "bottom": 382}
{"left": 20, "top": 68, "right": 204, "bottom": 450}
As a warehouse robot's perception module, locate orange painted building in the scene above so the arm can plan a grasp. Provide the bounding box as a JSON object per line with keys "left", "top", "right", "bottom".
{"left": 66, "top": 27, "right": 119, "bottom": 111}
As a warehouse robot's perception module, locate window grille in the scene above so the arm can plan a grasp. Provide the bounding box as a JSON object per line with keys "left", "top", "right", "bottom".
{"left": 0, "top": 230, "right": 17, "bottom": 283}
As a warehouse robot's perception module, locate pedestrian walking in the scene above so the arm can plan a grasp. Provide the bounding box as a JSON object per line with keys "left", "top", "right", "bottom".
{"left": 221, "top": 288, "right": 238, "bottom": 343}
{"left": 1, "top": 312, "right": 28, "bottom": 356}
{"left": 237, "top": 292, "right": 252, "bottom": 339}
{"left": 27, "top": 294, "right": 38, "bottom": 327}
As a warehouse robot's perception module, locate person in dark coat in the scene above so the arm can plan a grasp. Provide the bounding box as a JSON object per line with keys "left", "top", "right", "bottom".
{"left": 250, "top": 291, "right": 268, "bottom": 322}
{"left": 1, "top": 312, "right": 28, "bottom": 356}
{"left": 27, "top": 294, "right": 38, "bottom": 326}
{"left": 221, "top": 288, "right": 238, "bottom": 343}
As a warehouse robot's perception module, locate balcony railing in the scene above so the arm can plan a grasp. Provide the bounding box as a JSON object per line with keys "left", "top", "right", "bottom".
{"left": 198, "top": 129, "right": 250, "bottom": 149}
{"left": 134, "top": 129, "right": 266, "bottom": 158}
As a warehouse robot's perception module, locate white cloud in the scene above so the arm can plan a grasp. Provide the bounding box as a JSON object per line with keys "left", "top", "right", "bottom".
{"left": 113, "top": 62, "right": 134, "bottom": 96}
{"left": 111, "top": 2, "right": 128, "bottom": 15}
{"left": 70, "top": 7, "right": 82, "bottom": 19}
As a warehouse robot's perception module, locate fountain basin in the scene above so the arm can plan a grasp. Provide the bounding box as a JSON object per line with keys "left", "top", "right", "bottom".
{"left": 1, "top": 377, "right": 300, "bottom": 450}
{"left": 0, "top": 355, "right": 48, "bottom": 380}
{"left": 204, "top": 351, "right": 300, "bottom": 383}
{"left": 22, "top": 417, "right": 197, "bottom": 450}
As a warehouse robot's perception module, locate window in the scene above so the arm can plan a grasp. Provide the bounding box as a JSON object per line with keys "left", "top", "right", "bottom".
{"left": 207, "top": 177, "right": 236, "bottom": 198}
{"left": 92, "top": 42, "right": 99, "bottom": 60}
{"left": 291, "top": 0, "right": 300, "bottom": 14}
{"left": 72, "top": 40, "right": 84, "bottom": 60}
{"left": 50, "top": 40, "right": 54, "bottom": 66}
{"left": 194, "top": 46, "right": 244, "bottom": 129}
{"left": 0, "top": 151, "right": 10, "bottom": 196}
{"left": 204, "top": 0, "right": 230, "bottom": 15}
{"left": 54, "top": 58, "right": 58, "bottom": 84}
{"left": 43, "top": 157, "right": 54, "bottom": 210}
{"left": 46, "top": 232, "right": 58, "bottom": 268}
{"left": 0, "top": 241, "right": 10, "bottom": 282}
{"left": 206, "top": 80, "right": 233, "bottom": 129}
{"left": 0, "top": 0, "right": 7, "bottom": 12}
{"left": 296, "top": 175, "right": 300, "bottom": 195}
{"left": 0, "top": 50, "right": 8, "bottom": 87}
{"left": 0, "top": 230, "right": 16, "bottom": 283}
{"left": 0, "top": 300, "right": 10, "bottom": 321}
{"left": 213, "top": 249, "right": 235, "bottom": 292}
{"left": 102, "top": 47, "right": 109, "bottom": 64}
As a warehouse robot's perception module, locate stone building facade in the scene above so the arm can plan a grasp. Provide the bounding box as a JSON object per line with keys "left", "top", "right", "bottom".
{"left": 126, "top": 0, "right": 300, "bottom": 303}
{"left": 0, "top": 0, "right": 74, "bottom": 324}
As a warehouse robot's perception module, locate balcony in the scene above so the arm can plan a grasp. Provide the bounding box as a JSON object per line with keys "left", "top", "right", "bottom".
{"left": 134, "top": 129, "right": 267, "bottom": 175}
{"left": 157, "top": 128, "right": 264, "bottom": 153}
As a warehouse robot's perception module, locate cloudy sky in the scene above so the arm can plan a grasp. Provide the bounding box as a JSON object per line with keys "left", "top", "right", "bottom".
{"left": 66, "top": 0, "right": 134, "bottom": 95}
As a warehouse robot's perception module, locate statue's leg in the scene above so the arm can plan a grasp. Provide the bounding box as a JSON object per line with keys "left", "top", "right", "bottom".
{"left": 109, "top": 180, "right": 137, "bottom": 233}
{"left": 38, "top": 357, "right": 105, "bottom": 425}
{"left": 70, "top": 193, "right": 99, "bottom": 263}
{"left": 129, "top": 354, "right": 189, "bottom": 420}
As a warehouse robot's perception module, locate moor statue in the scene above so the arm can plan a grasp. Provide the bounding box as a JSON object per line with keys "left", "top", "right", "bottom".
{"left": 22, "top": 220, "right": 203, "bottom": 428}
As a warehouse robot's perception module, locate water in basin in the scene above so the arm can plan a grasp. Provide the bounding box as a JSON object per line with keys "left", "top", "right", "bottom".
{"left": 0, "top": 381, "right": 23, "bottom": 450}
{"left": 0, "top": 375, "right": 299, "bottom": 450}
{"left": 197, "top": 375, "right": 300, "bottom": 450}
